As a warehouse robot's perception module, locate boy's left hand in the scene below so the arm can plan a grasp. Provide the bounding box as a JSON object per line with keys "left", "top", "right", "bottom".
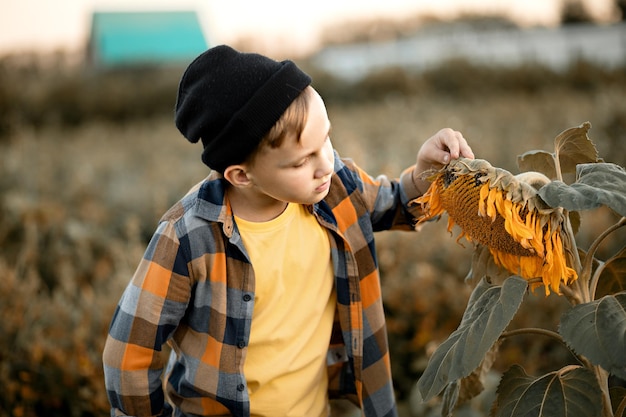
{"left": 414, "top": 128, "right": 474, "bottom": 194}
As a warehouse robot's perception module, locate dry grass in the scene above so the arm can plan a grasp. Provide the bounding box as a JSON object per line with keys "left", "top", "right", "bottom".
{"left": 1, "top": 57, "right": 625, "bottom": 416}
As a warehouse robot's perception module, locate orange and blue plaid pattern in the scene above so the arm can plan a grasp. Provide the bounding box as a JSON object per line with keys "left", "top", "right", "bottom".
{"left": 103, "top": 151, "right": 423, "bottom": 417}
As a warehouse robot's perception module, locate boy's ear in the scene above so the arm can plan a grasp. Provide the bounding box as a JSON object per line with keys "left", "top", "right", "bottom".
{"left": 223, "top": 165, "right": 252, "bottom": 187}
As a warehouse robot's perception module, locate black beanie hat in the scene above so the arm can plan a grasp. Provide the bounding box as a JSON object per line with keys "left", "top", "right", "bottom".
{"left": 174, "top": 45, "right": 312, "bottom": 172}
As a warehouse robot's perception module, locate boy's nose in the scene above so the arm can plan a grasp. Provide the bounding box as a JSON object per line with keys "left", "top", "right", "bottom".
{"left": 316, "top": 153, "right": 334, "bottom": 179}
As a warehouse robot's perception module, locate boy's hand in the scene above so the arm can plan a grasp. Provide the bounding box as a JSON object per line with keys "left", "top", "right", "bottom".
{"left": 414, "top": 128, "right": 474, "bottom": 194}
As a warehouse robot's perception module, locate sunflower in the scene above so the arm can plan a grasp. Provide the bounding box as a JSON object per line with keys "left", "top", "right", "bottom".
{"left": 413, "top": 158, "right": 577, "bottom": 295}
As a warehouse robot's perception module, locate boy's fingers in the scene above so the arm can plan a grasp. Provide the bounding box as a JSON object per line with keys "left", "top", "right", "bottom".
{"left": 419, "top": 129, "right": 474, "bottom": 167}
{"left": 443, "top": 131, "right": 474, "bottom": 160}
{"left": 442, "top": 130, "right": 462, "bottom": 159}
{"left": 458, "top": 136, "right": 474, "bottom": 159}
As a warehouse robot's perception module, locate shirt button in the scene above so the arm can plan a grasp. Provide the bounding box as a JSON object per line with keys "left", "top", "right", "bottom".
{"left": 237, "top": 383, "right": 245, "bottom": 392}
{"left": 243, "top": 294, "right": 252, "bottom": 302}
{"left": 237, "top": 340, "right": 246, "bottom": 349}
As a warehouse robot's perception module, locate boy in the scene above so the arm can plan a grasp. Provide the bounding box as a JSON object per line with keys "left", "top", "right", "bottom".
{"left": 103, "top": 45, "right": 474, "bottom": 417}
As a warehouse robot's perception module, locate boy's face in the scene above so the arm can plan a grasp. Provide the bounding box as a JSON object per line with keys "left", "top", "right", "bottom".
{"left": 244, "top": 88, "right": 334, "bottom": 205}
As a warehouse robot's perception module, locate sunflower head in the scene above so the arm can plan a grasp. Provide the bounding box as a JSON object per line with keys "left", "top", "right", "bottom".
{"left": 413, "top": 158, "right": 577, "bottom": 295}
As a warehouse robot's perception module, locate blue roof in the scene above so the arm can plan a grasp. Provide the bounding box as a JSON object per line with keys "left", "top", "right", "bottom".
{"left": 90, "top": 11, "right": 208, "bottom": 66}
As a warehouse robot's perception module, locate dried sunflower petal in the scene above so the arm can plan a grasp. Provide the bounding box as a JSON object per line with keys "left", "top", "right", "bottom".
{"left": 413, "top": 158, "right": 577, "bottom": 295}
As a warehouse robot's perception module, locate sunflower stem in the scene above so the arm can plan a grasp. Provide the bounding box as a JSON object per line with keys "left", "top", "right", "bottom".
{"left": 500, "top": 327, "right": 564, "bottom": 344}
{"left": 552, "top": 153, "right": 564, "bottom": 183}
{"left": 587, "top": 216, "right": 626, "bottom": 300}
{"left": 562, "top": 210, "right": 587, "bottom": 304}
{"left": 589, "top": 260, "right": 607, "bottom": 301}
{"left": 559, "top": 283, "right": 581, "bottom": 305}
{"left": 551, "top": 153, "right": 585, "bottom": 302}
{"left": 594, "top": 365, "right": 614, "bottom": 417}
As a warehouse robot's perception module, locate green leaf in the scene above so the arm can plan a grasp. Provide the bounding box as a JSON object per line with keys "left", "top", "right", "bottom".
{"left": 596, "top": 246, "right": 626, "bottom": 298}
{"left": 559, "top": 292, "right": 626, "bottom": 380}
{"left": 415, "top": 276, "right": 527, "bottom": 401}
{"left": 493, "top": 365, "right": 602, "bottom": 417}
{"left": 537, "top": 162, "right": 626, "bottom": 216}
{"left": 517, "top": 150, "right": 557, "bottom": 179}
{"left": 553, "top": 121, "right": 599, "bottom": 175}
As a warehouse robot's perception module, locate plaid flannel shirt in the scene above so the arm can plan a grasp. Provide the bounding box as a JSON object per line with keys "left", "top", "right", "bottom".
{"left": 103, "top": 151, "right": 424, "bottom": 417}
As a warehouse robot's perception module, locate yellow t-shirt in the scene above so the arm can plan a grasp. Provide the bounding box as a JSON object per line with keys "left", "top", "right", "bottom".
{"left": 235, "top": 203, "right": 336, "bottom": 417}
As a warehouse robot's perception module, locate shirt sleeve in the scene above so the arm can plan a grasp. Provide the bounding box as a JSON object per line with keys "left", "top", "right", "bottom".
{"left": 338, "top": 156, "right": 423, "bottom": 231}
{"left": 102, "top": 220, "right": 191, "bottom": 417}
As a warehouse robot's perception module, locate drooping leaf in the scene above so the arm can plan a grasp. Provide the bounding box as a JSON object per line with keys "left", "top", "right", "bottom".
{"left": 517, "top": 122, "right": 599, "bottom": 182}
{"left": 537, "top": 163, "right": 626, "bottom": 216}
{"left": 442, "top": 379, "right": 460, "bottom": 417}
{"left": 415, "top": 276, "right": 527, "bottom": 401}
{"left": 553, "top": 121, "right": 599, "bottom": 175}
{"left": 596, "top": 246, "right": 626, "bottom": 298}
{"left": 559, "top": 292, "right": 626, "bottom": 380}
{"left": 493, "top": 365, "right": 602, "bottom": 417}
{"left": 458, "top": 341, "right": 500, "bottom": 405}
{"left": 517, "top": 150, "right": 557, "bottom": 179}
{"left": 441, "top": 340, "right": 502, "bottom": 415}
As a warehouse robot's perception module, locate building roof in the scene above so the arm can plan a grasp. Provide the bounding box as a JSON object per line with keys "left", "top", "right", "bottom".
{"left": 89, "top": 10, "right": 208, "bottom": 67}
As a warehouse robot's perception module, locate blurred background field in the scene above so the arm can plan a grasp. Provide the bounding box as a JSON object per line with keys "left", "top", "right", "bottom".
{"left": 2, "top": 4, "right": 626, "bottom": 416}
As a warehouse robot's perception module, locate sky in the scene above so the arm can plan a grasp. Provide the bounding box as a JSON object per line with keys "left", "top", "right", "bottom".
{"left": 0, "top": 0, "right": 618, "bottom": 58}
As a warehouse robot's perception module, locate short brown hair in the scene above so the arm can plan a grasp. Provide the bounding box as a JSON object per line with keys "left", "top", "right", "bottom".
{"left": 245, "top": 86, "right": 312, "bottom": 164}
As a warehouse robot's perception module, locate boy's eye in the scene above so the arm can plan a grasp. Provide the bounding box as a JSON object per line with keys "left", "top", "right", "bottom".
{"left": 294, "top": 158, "right": 309, "bottom": 168}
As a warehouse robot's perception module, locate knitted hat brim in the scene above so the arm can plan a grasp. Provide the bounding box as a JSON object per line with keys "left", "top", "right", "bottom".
{"left": 201, "top": 60, "right": 311, "bottom": 172}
